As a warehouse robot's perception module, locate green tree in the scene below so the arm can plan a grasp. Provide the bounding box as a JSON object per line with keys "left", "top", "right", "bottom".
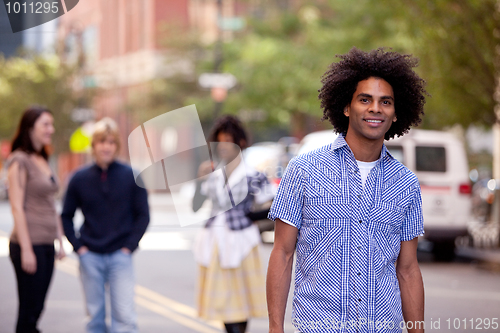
{"left": 398, "top": 0, "right": 499, "bottom": 128}
{"left": 0, "top": 53, "right": 84, "bottom": 153}
{"left": 145, "top": 0, "right": 499, "bottom": 140}
{"left": 219, "top": 1, "right": 418, "bottom": 138}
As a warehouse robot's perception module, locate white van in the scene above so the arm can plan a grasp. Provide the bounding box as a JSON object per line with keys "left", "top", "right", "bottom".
{"left": 296, "top": 129, "right": 472, "bottom": 260}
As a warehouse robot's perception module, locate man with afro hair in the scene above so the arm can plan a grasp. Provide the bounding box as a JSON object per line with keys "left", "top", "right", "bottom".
{"left": 267, "top": 47, "right": 427, "bottom": 333}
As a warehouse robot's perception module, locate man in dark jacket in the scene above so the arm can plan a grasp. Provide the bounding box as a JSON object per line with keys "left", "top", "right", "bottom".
{"left": 62, "top": 117, "right": 149, "bottom": 333}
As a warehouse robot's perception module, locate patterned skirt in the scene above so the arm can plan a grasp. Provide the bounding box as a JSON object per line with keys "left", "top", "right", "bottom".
{"left": 197, "top": 245, "right": 268, "bottom": 322}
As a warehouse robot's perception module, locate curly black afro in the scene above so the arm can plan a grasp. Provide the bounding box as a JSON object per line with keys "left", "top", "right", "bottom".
{"left": 318, "top": 47, "right": 427, "bottom": 140}
{"left": 209, "top": 115, "right": 248, "bottom": 149}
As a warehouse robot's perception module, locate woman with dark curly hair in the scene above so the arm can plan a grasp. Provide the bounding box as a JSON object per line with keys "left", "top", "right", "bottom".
{"left": 267, "top": 48, "right": 428, "bottom": 333}
{"left": 192, "top": 115, "right": 275, "bottom": 333}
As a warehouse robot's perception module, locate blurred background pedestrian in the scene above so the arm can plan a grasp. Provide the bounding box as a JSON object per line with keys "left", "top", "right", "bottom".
{"left": 7, "top": 106, "right": 65, "bottom": 333}
{"left": 61, "top": 117, "right": 150, "bottom": 333}
{"left": 192, "top": 115, "right": 275, "bottom": 333}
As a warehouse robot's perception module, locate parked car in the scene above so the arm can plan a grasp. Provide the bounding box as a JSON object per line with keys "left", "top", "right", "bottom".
{"left": 471, "top": 177, "right": 495, "bottom": 223}
{"left": 242, "top": 138, "right": 300, "bottom": 242}
{"left": 296, "top": 130, "right": 338, "bottom": 156}
{"left": 243, "top": 142, "right": 282, "bottom": 241}
{"left": 296, "top": 129, "right": 472, "bottom": 260}
{"left": 243, "top": 142, "right": 283, "bottom": 186}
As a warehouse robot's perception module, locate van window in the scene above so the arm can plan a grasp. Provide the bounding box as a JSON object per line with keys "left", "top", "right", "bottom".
{"left": 386, "top": 145, "right": 404, "bottom": 164}
{"left": 416, "top": 146, "right": 446, "bottom": 172}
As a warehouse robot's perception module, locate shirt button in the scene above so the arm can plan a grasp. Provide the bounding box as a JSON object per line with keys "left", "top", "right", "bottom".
{"left": 357, "top": 246, "right": 361, "bottom": 250}
{"left": 358, "top": 220, "right": 362, "bottom": 223}
{"left": 357, "top": 272, "right": 361, "bottom": 276}
{"left": 357, "top": 194, "right": 362, "bottom": 198}
{"left": 358, "top": 298, "right": 362, "bottom": 302}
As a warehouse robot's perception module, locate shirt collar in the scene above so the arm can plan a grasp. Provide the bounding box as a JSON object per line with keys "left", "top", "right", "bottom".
{"left": 331, "top": 132, "right": 394, "bottom": 161}
{"left": 93, "top": 160, "right": 117, "bottom": 172}
{"left": 331, "top": 132, "right": 349, "bottom": 151}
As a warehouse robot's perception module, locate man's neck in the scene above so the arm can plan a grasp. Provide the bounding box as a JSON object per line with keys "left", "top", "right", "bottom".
{"left": 344, "top": 132, "right": 384, "bottom": 162}
{"left": 95, "top": 160, "right": 113, "bottom": 171}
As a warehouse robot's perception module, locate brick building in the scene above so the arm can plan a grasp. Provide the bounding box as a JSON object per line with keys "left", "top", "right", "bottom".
{"left": 56, "top": 0, "right": 246, "bottom": 185}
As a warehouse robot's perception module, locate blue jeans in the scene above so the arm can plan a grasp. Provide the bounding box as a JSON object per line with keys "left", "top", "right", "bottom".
{"left": 79, "top": 249, "right": 137, "bottom": 333}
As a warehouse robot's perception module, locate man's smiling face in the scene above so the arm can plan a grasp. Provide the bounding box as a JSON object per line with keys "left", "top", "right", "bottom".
{"left": 344, "top": 76, "right": 397, "bottom": 142}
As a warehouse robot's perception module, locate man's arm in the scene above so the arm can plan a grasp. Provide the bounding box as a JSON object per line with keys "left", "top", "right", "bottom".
{"left": 396, "top": 237, "right": 424, "bottom": 333}
{"left": 267, "top": 219, "right": 298, "bottom": 333}
{"left": 61, "top": 176, "right": 83, "bottom": 252}
{"left": 123, "top": 182, "right": 150, "bottom": 252}
{"left": 8, "top": 161, "right": 37, "bottom": 274}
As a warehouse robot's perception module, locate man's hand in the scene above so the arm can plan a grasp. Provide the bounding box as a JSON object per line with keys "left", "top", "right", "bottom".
{"left": 77, "top": 246, "right": 89, "bottom": 256}
{"left": 21, "top": 249, "right": 37, "bottom": 274}
{"left": 197, "top": 160, "right": 214, "bottom": 179}
{"left": 56, "top": 246, "right": 66, "bottom": 260}
{"left": 121, "top": 247, "right": 131, "bottom": 255}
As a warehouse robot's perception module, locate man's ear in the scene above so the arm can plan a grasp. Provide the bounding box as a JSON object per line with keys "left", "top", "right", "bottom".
{"left": 344, "top": 105, "right": 350, "bottom": 117}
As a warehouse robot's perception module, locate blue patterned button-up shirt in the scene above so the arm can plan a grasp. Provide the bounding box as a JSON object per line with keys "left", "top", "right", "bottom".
{"left": 268, "top": 134, "right": 424, "bottom": 333}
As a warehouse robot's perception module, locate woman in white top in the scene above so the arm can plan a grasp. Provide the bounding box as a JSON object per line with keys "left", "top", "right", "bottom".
{"left": 192, "top": 116, "right": 274, "bottom": 333}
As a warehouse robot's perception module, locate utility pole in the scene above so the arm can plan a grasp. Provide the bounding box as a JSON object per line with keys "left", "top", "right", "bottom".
{"left": 493, "top": 0, "right": 500, "bottom": 244}
{"left": 492, "top": 122, "right": 500, "bottom": 229}
{"left": 213, "top": 0, "right": 224, "bottom": 118}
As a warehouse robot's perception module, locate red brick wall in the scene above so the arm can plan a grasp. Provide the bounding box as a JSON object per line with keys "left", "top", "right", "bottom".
{"left": 154, "top": 0, "right": 189, "bottom": 48}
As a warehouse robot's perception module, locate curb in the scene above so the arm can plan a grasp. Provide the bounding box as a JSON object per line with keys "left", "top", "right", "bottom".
{"left": 456, "top": 246, "right": 500, "bottom": 264}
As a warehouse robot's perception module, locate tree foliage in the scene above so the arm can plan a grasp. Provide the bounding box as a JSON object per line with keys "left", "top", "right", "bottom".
{"left": 0, "top": 53, "right": 83, "bottom": 152}
{"left": 146, "top": 0, "right": 499, "bottom": 140}
{"left": 398, "top": 0, "right": 500, "bottom": 128}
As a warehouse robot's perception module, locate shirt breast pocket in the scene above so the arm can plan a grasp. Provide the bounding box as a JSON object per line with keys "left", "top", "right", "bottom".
{"left": 370, "top": 201, "right": 405, "bottom": 230}
{"left": 370, "top": 201, "right": 405, "bottom": 268}
{"left": 303, "top": 177, "right": 347, "bottom": 219}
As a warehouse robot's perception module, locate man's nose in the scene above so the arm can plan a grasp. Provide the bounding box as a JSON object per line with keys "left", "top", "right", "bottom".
{"left": 369, "top": 101, "right": 381, "bottom": 113}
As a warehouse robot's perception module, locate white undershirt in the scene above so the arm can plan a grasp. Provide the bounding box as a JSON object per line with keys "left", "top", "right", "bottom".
{"left": 356, "top": 160, "right": 378, "bottom": 187}
{"left": 279, "top": 160, "right": 378, "bottom": 228}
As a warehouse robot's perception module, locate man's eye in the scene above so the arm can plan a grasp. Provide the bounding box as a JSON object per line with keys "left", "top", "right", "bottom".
{"left": 361, "top": 98, "right": 369, "bottom": 103}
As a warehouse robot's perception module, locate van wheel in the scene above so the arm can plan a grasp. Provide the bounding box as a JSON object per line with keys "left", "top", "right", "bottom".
{"left": 432, "top": 241, "right": 456, "bottom": 262}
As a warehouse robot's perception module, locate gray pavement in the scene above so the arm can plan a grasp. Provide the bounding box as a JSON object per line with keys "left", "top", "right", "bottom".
{"left": 1, "top": 194, "right": 500, "bottom": 333}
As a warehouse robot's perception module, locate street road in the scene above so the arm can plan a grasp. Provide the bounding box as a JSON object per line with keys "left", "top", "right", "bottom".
{"left": 1, "top": 193, "right": 499, "bottom": 333}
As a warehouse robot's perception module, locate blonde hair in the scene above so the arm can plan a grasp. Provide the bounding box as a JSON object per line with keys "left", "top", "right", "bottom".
{"left": 92, "top": 117, "right": 121, "bottom": 152}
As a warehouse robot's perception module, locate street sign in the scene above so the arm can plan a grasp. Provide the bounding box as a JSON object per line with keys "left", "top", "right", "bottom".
{"left": 198, "top": 73, "right": 237, "bottom": 90}
{"left": 0, "top": 141, "right": 11, "bottom": 159}
{"left": 69, "top": 126, "right": 92, "bottom": 153}
{"left": 71, "top": 108, "right": 95, "bottom": 123}
{"left": 218, "top": 17, "right": 245, "bottom": 31}
{"left": 211, "top": 87, "right": 227, "bottom": 102}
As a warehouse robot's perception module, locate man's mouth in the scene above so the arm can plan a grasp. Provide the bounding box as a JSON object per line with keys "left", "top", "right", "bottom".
{"left": 365, "top": 119, "right": 383, "bottom": 123}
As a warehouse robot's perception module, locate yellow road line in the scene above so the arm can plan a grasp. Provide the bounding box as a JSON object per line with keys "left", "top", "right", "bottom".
{"left": 135, "top": 296, "right": 221, "bottom": 333}
{"left": 55, "top": 257, "right": 79, "bottom": 276}
{"left": 135, "top": 285, "right": 222, "bottom": 329}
